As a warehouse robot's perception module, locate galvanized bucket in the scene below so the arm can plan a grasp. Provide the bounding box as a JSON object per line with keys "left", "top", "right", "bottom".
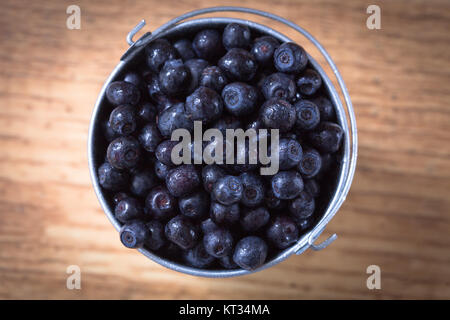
{"left": 88, "top": 6, "right": 358, "bottom": 277}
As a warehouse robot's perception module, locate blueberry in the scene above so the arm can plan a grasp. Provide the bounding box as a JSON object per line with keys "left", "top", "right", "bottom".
{"left": 145, "top": 220, "right": 165, "bottom": 251}
{"left": 138, "top": 124, "right": 162, "bottom": 153}
{"left": 218, "top": 48, "right": 258, "bottom": 82}
{"left": 137, "top": 102, "right": 157, "bottom": 124}
{"left": 212, "top": 176, "right": 243, "bottom": 205}
{"left": 211, "top": 115, "right": 242, "bottom": 133}
{"left": 107, "top": 136, "right": 141, "bottom": 170}
{"left": 113, "top": 192, "right": 129, "bottom": 205}
{"left": 145, "top": 72, "right": 165, "bottom": 106}
{"left": 219, "top": 255, "right": 238, "bottom": 269}
{"left": 165, "top": 164, "right": 200, "bottom": 197}
{"left": 103, "top": 120, "right": 119, "bottom": 142}
{"left": 203, "top": 228, "right": 234, "bottom": 258}
{"left": 222, "top": 23, "right": 251, "bottom": 50}
{"left": 295, "top": 216, "right": 315, "bottom": 232}
{"left": 145, "top": 38, "right": 178, "bottom": 72}
{"left": 294, "top": 100, "right": 320, "bottom": 131}
{"left": 265, "top": 189, "right": 286, "bottom": 210}
{"left": 304, "top": 179, "right": 320, "bottom": 198}
{"left": 312, "top": 96, "right": 335, "bottom": 121}
{"left": 165, "top": 215, "right": 199, "bottom": 250}
{"left": 245, "top": 116, "right": 264, "bottom": 131}
{"left": 298, "top": 148, "right": 322, "bottom": 178}
{"left": 308, "top": 121, "right": 344, "bottom": 153}
{"left": 192, "top": 29, "right": 223, "bottom": 61}
{"left": 185, "top": 86, "right": 223, "bottom": 124}
{"left": 106, "top": 81, "right": 141, "bottom": 106}
{"left": 271, "top": 171, "right": 304, "bottom": 200}
{"left": 157, "top": 59, "right": 190, "bottom": 97}
{"left": 157, "top": 102, "right": 193, "bottom": 137}
{"left": 251, "top": 36, "right": 280, "bottom": 66}
{"left": 239, "top": 172, "right": 265, "bottom": 207}
{"left": 202, "top": 165, "right": 227, "bottom": 193}
{"left": 108, "top": 105, "right": 137, "bottom": 136}
{"left": 274, "top": 42, "right": 308, "bottom": 74}
{"left": 289, "top": 191, "right": 315, "bottom": 220}
{"left": 173, "top": 38, "right": 196, "bottom": 61}
{"left": 145, "top": 186, "right": 177, "bottom": 220}
{"left": 185, "top": 59, "right": 209, "bottom": 94}
{"left": 115, "top": 197, "right": 143, "bottom": 223}
{"left": 199, "top": 66, "right": 228, "bottom": 92}
{"left": 260, "top": 73, "right": 296, "bottom": 101}
{"left": 155, "top": 140, "right": 178, "bottom": 165}
{"left": 222, "top": 82, "right": 258, "bottom": 117}
{"left": 98, "top": 162, "right": 129, "bottom": 191}
{"left": 210, "top": 202, "right": 240, "bottom": 225}
{"left": 179, "top": 190, "right": 209, "bottom": 219}
{"left": 124, "top": 72, "right": 143, "bottom": 89}
{"left": 120, "top": 220, "right": 149, "bottom": 249}
{"left": 274, "top": 138, "right": 303, "bottom": 170}
{"left": 183, "top": 243, "right": 215, "bottom": 268}
{"left": 297, "top": 69, "right": 322, "bottom": 95}
{"left": 130, "top": 169, "right": 158, "bottom": 197}
{"left": 240, "top": 207, "right": 270, "bottom": 232}
{"left": 201, "top": 218, "right": 219, "bottom": 234}
{"left": 232, "top": 236, "right": 268, "bottom": 270}
{"left": 155, "top": 160, "right": 172, "bottom": 180}
{"left": 266, "top": 215, "right": 299, "bottom": 249}
{"left": 260, "top": 98, "right": 296, "bottom": 132}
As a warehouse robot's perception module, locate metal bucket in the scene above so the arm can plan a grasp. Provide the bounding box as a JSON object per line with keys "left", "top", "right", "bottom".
{"left": 88, "top": 7, "right": 358, "bottom": 277}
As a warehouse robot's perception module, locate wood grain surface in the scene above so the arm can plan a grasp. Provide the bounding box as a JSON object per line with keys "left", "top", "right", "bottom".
{"left": 0, "top": 0, "right": 449, "bottom": 299}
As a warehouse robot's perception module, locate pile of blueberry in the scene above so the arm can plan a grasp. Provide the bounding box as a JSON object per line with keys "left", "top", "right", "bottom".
{"left": 97, "top": 23, "right": 343, "bottom": 271}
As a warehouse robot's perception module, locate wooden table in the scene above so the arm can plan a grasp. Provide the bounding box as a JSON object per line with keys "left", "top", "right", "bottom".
{"left": 0, "top": 0, "right": 449, "bottom": 299}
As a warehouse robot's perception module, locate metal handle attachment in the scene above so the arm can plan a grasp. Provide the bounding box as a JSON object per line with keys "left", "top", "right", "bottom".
{"left": 127, "top": 19, "right": 147, "bottom": 45}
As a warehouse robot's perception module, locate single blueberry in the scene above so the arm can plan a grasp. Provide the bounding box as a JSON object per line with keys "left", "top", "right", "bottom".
{"left": 298, "top": 148, "right": 322, "bottom": 178}
{"left": 221, "top": 82, "right": 258, "bottom": 117}
{"left": 145, "top": 186, "right": 177, "bottom": 220}
{"left": 155, "top": 140, "right": 179, "bottom": 166}
{"left": 251, "top": 36, "right": 280, "bottom": 66}
{"left": 165, "top": 215, "right": 199, "bottom": 250}
{"left": 185, "top": 58, "right": 210, "bottom": 94}
{"left": 107, "top": 136, "right": 141, "bottom": 170}
{"left": 212, "top": 176, "right": 244, "bottom": 205}
{"left": 289, "top": 191, "right": 315, "bottom": 220}
{"left": 239, "top": 172, "right": 265, "bottom": 207}
{"left": 203, "top": 228, "right": 234, "bottom": 258}
{"left": 297, "top": 69, "right": 322, "bottom": 96}
{"left": 157, "top": 102, "right": 193, "bottom": 137}
{"left": 106, "top": 81, "right": 141, "bottom": 106}
{"left": 115, "top": 197, "right": 143, "bottom": 223}
{"left": 274, "top": 42, "right": 308, "bottom": 74}
{"left": 312, "top": 96, "right": 335, "bottom": 121}
{"left": 266, "top": 215, "right": 299, "bottom": 249}
{"left": 137, "top": 102, "right": 157, "bottom": 124}
{"left": 232, "top": 236, "right": 268, "bottom": 270}
{"left": 222, "top": 23, "right": 251, "bottom": 50}
{"left": 138, "top": 123, "right": 162, "bottom": 153}
{"left": 201, "top": 218, "right": 219, "bottom": 234}
{"left": 158, "top": 59, "right": 191, "bottom": 96}
{"left": 303, "top": 179, "right": 320, "bottom": 198}
{"left": 130, "top": 169, "right": 158, "bottom": 198}
{"left": 240, "top": 207, "right": 270, "bottom": 232}
{"left": 260, "top": 72, "right": 296, "bottom": 101}
{"left": 145, "top": 38, "right": 178, "bottom": 72}
{"left": 183, "top": 243, "right": 215, "bottom": 268}
{"left": 264, "top": 188, "right": 286, "bottom": 210}
{"left": 173, "top": 38, "right": 196, "bottom": 61}
{"left": 218, "top": 48, "right": 258, "bottom": 82}
{"left": 202, "top": 165, "right": 227, "bottom": 193}
{"left": 185, "top": 86, "right": 223, "bottom": 124}
{"left": 165, "top": 165, "right": 200, "bottom": 197}
{"left": 154, "top": 160, "right": 173, "bottom": 180}
{"left": 210, "top": 202, "right": 240, "bottom": 225}
{"left": 308, "top": 121, "right": 344, "bottom": 153}
{"left": 192, "top": 29, "right": 224, "bottom": 61}
{"left": 271, "top": 171, "right": 304, "bottom": 200}
{"left": 273, "top": 138, "right": 303, "bottom": 170}
{"left": 120, "top": 220, "right": 149, "bottom": 249}
{"left": 260, "top": 98, "right": 296, "bottom": 132}
{"left": 145, "top": 220, "right": 166, "bottom": 251}
{"left": 199, "top": 66, "right": 228, "bottom": 92}
{"left": 123, "top": 72, "right": 144, "bottom": 89}
{"left": 294, "top": 100, "right": 320, "bottom": 131}
{"left": 179, "top": 190, "right": 210, "bottom": 219}
{"left": 98, "top": 162, "right": 129, "bottom": 191}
